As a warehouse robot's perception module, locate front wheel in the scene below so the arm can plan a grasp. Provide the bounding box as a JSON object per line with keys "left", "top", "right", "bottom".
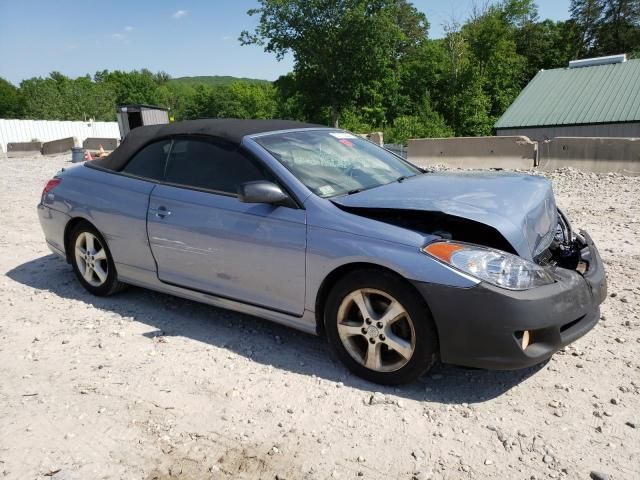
{"left": 324, "top": 269, "right": 438, "bottom": 385}
{"left": 69, "top": 223, "right": 126, "bottom": 296}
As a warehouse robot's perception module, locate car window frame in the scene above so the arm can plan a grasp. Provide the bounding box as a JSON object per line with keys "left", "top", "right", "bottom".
{"left": 161, "top": 134, "right": 267, "bottom": 198}
{"left": 115, "top": 133, "right": 304, "bottom": 209}
{"left": 118, "top": 137, "right": 173, "bottom": 183}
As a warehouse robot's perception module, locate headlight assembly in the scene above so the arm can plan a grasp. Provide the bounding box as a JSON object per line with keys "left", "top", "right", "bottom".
{"left": 423, "top": 242, "right": 555, "bottom": 290}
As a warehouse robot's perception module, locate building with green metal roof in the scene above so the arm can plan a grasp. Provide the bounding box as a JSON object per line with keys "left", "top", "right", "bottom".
{"left": 495, "top": 55, "right": 640, "bottom": 141}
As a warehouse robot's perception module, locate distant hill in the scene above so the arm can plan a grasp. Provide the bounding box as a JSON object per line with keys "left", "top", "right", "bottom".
{"left": 170, "top": 76, "right": 271, "bottom": 86}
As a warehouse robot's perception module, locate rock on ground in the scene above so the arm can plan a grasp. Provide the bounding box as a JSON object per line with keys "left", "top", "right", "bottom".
{"left": 0, "top": 156, "right": 639, "bottom": 479}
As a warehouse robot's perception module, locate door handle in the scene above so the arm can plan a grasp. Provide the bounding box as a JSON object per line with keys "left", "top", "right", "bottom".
{"left": 150, "top": 206, "right": 172, "bottom": 219}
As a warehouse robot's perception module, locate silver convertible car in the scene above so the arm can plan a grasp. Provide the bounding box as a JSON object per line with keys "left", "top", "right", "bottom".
{"left": 38, "top": 119, "right": 606, "bottom": 384}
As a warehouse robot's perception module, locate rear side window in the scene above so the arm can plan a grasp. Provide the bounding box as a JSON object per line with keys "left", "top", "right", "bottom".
{"left": 164, "top": 138, "right": 268, "bottom": 194}
{"left": 121, "top": 140, "right": 171, "bottom": 180}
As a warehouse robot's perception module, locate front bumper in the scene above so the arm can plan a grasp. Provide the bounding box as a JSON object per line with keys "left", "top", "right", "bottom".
{"left": 414, "top": 230, "right": 607, "bottom": 370}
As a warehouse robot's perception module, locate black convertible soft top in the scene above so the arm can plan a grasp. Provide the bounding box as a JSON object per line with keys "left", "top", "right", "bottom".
{"left": 90, "top": 118, "right": 323, "bottom": 171}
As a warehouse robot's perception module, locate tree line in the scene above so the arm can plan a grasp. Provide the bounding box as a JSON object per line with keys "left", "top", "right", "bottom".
{"left": 1, "top": 0, "right": 638, "bottom": 144}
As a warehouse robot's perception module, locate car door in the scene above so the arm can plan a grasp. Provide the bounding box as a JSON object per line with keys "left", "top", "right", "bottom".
{"left": 87, "top": 138, "right": 172, "bottom": 273}
{"left": 146, "top": 136, "right": 307, "bottom": 316}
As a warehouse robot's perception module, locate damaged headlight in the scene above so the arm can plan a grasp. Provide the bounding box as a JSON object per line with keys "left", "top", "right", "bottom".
{"left": 423, "top": 242, "right": 555, "bottom": 290}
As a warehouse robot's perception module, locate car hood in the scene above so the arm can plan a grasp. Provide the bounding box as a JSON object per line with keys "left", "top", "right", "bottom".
{"left": 331, "top": 171, "right": 558, "bottom": 260}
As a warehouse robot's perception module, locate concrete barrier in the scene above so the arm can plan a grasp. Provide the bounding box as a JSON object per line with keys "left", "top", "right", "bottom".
{"left": 42, "top": 137, "right": 80, "bottom": 155}
{"left": 538, "top": 137, "right": 640, "bottom": 175}
{"left": 6, "top": 141, "right": 43, "bottom": 158}
{"left": 359, "top": 132, "right": 384, "bottom": 146}
{"left": 408, "top": 136, "right": 536, "bottom": 169}
{"left": 83, "top": 137, "right": 119, "bottom": 151}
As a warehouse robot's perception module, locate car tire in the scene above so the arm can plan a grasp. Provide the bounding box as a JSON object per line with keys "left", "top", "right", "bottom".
{"left": 324, "top": 268, "right": 438, "bottom": 385}
{"left": 69, "top": 222, "right": 126, "bottom": 296}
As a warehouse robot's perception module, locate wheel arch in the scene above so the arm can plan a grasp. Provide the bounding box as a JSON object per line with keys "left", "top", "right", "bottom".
{"left": 63, "top": 217, "right": 95, "bottom": 263}
{"left": 314, "top": 262, "right": 438, "bottom": 339}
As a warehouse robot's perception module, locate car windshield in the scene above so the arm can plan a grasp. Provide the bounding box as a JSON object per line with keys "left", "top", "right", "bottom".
{"left": 253, "top": 129, "right": 421, "bottom": 198}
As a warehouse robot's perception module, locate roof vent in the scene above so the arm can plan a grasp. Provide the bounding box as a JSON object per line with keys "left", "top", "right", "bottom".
{"left": 568, "top": 54, "right": 627, "bottom": 69}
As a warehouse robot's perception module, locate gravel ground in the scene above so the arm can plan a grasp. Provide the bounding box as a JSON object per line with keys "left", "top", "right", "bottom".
{"left": 0, "top": 154, "right": 639, "bottom": 480}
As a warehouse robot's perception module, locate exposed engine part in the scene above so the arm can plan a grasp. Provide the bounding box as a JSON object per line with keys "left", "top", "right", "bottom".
{"left": 339, "top": 205, "right": 589, "bottom": 273}
{"left": 557, "top": 208, "right": 573, "bottom": 244}
{"left": 539, "top": 210, "right": 587, "bottom": 271}
{"left": 550, "top": 241, "right": 583, "bottom": 270}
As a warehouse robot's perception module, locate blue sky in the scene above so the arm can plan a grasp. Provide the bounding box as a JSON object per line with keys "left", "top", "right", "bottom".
{"left": 0, "top": 0, "right": 571, "bottom": 85}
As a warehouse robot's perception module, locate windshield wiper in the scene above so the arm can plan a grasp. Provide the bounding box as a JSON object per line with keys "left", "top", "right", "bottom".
{"left": 340, "top": 180, "right": 400, "bottom": 197}
{"left": 346, "top": 178, "right": 406, "bottom": 196}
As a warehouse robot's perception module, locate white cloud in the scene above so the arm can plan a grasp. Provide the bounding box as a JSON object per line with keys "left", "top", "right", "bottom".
{"left": 112, "top": 26, "right": 133, "bottom": 41}
{"left": 173, "top": 10, "right": 187, "bottom": 19}
{"left": 221, "top": 35, "right": 233, "bottom": 41}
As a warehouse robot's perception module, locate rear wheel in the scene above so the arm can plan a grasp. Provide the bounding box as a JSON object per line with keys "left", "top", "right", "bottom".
{"left": 69, "top": 223, "right": 126, "bottom": 296}
{"left": 324, "top": 269, "right": 438, "bottom": 385}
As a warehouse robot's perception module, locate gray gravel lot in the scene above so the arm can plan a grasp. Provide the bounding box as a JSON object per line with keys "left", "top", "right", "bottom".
{"left": 0, "top": 154, "right": 639, "bottom": 480}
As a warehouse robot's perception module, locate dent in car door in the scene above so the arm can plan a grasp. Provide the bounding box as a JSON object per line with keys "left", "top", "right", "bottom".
{"left": 147, "top": 185, "right": 307, "bottom": 315}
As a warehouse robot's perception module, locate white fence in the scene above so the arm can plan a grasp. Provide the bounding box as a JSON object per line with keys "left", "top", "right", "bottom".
{"left": 0, "top": 119, "right": 119, "bottom": 152}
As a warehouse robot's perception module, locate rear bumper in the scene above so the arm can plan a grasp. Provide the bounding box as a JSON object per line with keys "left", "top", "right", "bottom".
{"left": 413, "top": 230, "right": 607, "bottom": 370}
{"left": 37, "top": 203, "right": 69, "bottom": 259}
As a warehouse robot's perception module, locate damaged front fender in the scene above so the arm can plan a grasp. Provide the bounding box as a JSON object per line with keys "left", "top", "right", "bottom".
{"left": 331, "top": 171, "right": 558, "bottom": 260}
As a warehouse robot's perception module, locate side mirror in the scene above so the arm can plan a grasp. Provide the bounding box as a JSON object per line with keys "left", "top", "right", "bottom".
{"left": 237, "top": 181, "right": 291, "bottom": 206}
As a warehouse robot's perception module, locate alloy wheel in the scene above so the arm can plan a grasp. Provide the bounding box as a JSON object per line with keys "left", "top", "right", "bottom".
{"left": 74, "top": 231, "right": 109, "bottom": 287}
{"left": 336, "top": 288, "right": 416, "bottom": 372}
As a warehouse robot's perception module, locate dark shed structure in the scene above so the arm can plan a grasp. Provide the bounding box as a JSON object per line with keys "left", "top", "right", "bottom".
{"left": 116, "top": 104, "right": 170, "bottom": 138}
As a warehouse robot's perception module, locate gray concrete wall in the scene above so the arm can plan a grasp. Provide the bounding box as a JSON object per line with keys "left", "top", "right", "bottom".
{"left": 497, "top": 123, "right": 640, "bottom": 142}
{"left": 6, "top": 141, "right": 43, "bottom": 158}
{"left": 407, "top": 135, "right": 640, "bottom": 175}
{"left": 83, "top": 137, "right": 119, "bottom": 151}
{"left": 408, "top": 136, "right": 536, "bottom": 169}
{"left": 538, "top": 137, "right": 640, "bottom": 174}
{"left": 0, "top": 118, "right": 119, "bottom": 153}
{"left": 42, "top": 137, "right": 80, "bottom": 155}
{"left": 359, "top": 132, "right": 384, "bottom": 146}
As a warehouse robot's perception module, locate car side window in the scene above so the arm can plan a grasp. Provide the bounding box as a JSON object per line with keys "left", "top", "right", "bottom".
{"left": 121, "top": 140, "right": 171, "bottom": 181}
{"left": 164, "top": 137, "right": 269, "bottom": 195}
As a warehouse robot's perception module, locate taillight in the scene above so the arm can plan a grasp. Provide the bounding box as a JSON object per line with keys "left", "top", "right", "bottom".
{"left": 41, "top": 178, "right": 61, "bottom": 202}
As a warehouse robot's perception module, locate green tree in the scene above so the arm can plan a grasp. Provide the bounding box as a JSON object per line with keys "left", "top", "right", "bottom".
{"left": 180, "top": 82, "right": 278, "bottom": 120}
{"left": 222, "top": 82, "right": 278, "bottom": 119}
{"left": 463, "top": 5, "right": 527, "bottom": 118}
{"left": 503, "top": 0, "right": 540, "bottom": 28}
{"left": 157, "top": 82, "right": 196, "bottom": 121}
{"left": 597, "top": 0, "right": 640, "bottom": 54}
{"left": 0, "top": 77, "right": 23, "bottom": 118}
{"left": 569, "top": 0, "right": 640, "bottom": 56}
{"left": 97, "top": 69, "right": 163, "bottom": 106}
{"left": 429, "top": 16, "right": 506, "bottom": 136}
{"left": 20, "top": 72, "right": 115, "bottom": 121}
{"left": 338, "top": 108, "right": 375, "bottom": 133}
{"left": 384, "top": 96, "right": 453, "bottom": 144}
{"left": 183, "top": 84, "right": 216, "bottom": 119}
{"left": 570, "top": 0, "right": 605, "bottom": 55}
{"left": 273, "top": 73, "right": 312, "bottom": 121}
{"left": 11, "top": 0, "right": 634, "bottom": 139}
{"left": 240, "top": 0, "right": 406, "bottom": 127}
{"left": 398, "top": 39, "right": 448, "bottom": 112}
{"left": 516, "top": 20, "right": 580, "bottom": 78}
{"left": 442, "top": 66, "right": 493, "bottom": 136}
